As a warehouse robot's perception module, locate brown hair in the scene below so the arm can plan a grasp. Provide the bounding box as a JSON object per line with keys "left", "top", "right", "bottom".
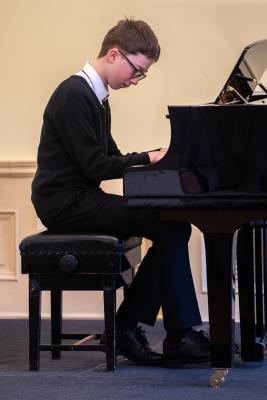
{"left": 98, "top": 18, "right": 160, "bottom": 62}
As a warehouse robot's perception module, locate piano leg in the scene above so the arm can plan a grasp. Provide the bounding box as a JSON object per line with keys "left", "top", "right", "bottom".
{"left": 263, "top": 227, "right": 267, "bottom": 345}
{"left": 237, "top": 225, "right": 265, "bottom": 361}
{"left": 254, "top": 224, "right": 265, "bottom": 338}
{"left": 204, "top": 232, "right": 235, "bottom": 387}
{"left": 256, "top": 224, "right": 267, "bottom": 347}
{"left": 159, "top": 207, "right": 267, "bottom": 386}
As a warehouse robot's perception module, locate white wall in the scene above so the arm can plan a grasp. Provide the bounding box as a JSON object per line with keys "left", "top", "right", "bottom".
{"left": 1, "top": 0, "right": 267, "bottom": 160}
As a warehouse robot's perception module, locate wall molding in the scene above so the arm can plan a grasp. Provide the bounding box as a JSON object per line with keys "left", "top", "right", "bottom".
{"left": 0, "top": 210, "right": 18, "bottom": 280}
{"left": 0, "top": 161, "right": 36, "bottom": 178}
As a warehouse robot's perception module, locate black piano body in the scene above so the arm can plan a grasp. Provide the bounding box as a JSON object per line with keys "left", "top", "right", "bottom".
{"left": 124, "top": 104, "right": 267, "bottom": 207}
{"left": 123, "top": 39, "right": 267, "bottom": 378}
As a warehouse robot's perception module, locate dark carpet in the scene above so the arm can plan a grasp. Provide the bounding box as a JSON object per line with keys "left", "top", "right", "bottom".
{"left": 0, "top": 319, "right": 266, "bottom": 400}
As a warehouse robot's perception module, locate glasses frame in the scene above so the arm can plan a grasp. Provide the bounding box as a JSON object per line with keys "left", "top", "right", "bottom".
{"left": 118, "top": 50, "right": 147, "bottom": 81}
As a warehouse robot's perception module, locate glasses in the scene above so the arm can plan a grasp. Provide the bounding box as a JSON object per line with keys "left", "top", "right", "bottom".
{"left": 118, "top": 50, "right": 147, "bottom": 81}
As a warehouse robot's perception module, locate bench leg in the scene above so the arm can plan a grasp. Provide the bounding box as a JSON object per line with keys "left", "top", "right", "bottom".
{"left": 103, "top": 275, "right": 116, "bottom": 371}
{"left": 51, "top": 289, "right": 62, "bottom": 359}
{"left": 29, "top": 275, "right": 42, "bottom": 370}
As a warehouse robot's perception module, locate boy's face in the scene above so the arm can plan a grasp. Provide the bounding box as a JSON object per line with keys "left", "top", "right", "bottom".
{"left": 107, "top": 48, "right": 154, "bottom": 90}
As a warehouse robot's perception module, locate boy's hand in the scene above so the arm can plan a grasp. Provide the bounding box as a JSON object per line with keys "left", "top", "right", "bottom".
{"left": 148, "top": 147, "right": 168, "bottom": 163}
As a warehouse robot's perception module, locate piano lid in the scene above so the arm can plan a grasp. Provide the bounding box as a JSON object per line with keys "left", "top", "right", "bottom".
{"left": 215, "top": 39, "right": 267, "bottom": 105}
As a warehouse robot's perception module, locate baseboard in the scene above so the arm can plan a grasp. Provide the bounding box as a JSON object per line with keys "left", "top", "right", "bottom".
{"left": 0, "top": 312, "right": 104, "bottom": 320}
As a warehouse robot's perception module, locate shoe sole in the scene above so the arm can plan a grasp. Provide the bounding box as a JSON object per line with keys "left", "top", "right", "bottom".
{"left": 117, "top": 349, "right": 163, "bottom": 366}
{"left": 164, "top": 357, "right": 211, "bottom": 368}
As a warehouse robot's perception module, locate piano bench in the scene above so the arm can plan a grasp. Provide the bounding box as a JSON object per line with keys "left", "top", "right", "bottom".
{"left": 19, "top": 231, "right": 142, "bottom": 371}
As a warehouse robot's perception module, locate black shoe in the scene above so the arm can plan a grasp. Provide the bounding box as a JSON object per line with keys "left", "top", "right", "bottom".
{"left": 163, "top": 329, "right": 210, "bottom": 367}
{"left": 116, "top": 326, "right": 163, "bottom": 366}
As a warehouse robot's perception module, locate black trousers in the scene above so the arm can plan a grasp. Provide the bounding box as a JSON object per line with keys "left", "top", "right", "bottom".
{"left": 42, "top": 190, "right": 202, "bottom": 330}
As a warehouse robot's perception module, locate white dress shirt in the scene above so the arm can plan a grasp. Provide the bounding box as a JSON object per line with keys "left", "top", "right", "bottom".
{"left": 75, "top": 62, "right": 109, "bottom": 104}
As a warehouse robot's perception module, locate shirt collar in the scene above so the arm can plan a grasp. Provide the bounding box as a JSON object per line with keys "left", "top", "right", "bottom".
{"left": 75, "top": 62, "right": 109, "bottom": 104}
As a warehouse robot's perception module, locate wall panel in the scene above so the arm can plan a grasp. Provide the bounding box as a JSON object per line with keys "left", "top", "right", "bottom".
{"left": 0, "top": 161, "right": 209, "bottom": 320}
{"left": 0, "top": 211, "right": 17, "bottom": 280}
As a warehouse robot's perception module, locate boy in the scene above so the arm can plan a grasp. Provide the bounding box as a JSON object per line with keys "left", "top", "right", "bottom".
{"left": 32, "top": 18, "right": 209, "bottom": 366}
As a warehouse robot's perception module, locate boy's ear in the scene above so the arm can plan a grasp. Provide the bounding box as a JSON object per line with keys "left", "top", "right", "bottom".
{"left": 106, "top": 48, "right": 119, "bottom": 64}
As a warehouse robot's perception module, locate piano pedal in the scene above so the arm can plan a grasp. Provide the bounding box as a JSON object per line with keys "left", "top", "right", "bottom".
{"left": 260, "top": 329, "right": 267, "bottom": 346}
{"left": 209, "top": 368, "right": 229, "bottom": 388}
{"left": 234, "top": 343, "right": 241, "bottom": 355}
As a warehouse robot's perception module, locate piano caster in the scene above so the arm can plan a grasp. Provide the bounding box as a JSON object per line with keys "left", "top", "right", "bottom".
{"left": 209, "top": 369, "right": 229, "bottom": 388}
{"left": 255, "top": 341, "right": 265, "bottom": 361}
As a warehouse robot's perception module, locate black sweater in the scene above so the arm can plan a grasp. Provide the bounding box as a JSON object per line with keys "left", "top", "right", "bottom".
{"left": 32, "top": 75, "right": 149, "bottom": 218}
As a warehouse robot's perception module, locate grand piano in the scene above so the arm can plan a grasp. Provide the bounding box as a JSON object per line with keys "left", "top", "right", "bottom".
{"left": 123, "top": 39, "right": 267, "bottom": 386}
